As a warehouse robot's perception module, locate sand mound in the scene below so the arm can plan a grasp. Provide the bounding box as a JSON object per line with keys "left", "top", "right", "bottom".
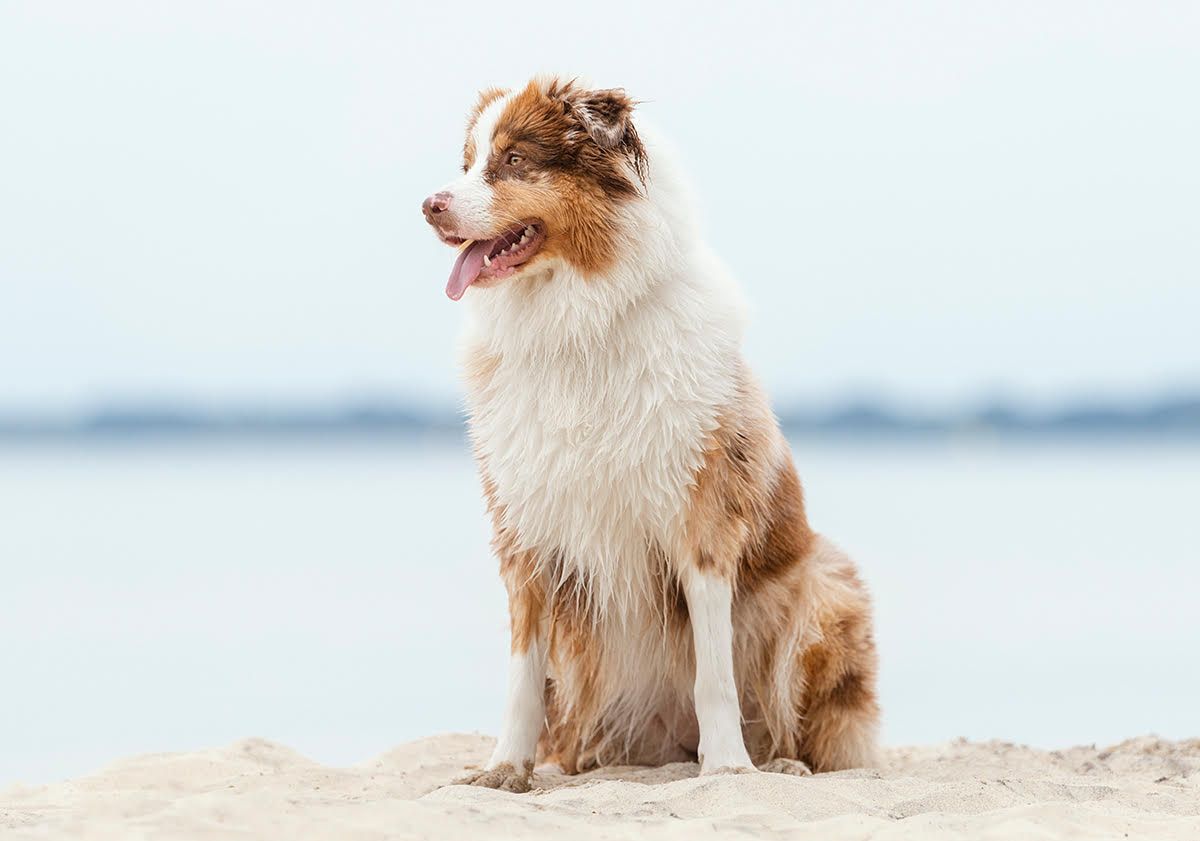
{"left": 3, "top": 734, "right": 1198, "bottom": 839}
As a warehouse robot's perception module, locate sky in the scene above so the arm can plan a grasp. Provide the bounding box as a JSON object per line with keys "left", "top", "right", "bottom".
{"left": 1, "top": 1, "right": 1197, "bottom": 414}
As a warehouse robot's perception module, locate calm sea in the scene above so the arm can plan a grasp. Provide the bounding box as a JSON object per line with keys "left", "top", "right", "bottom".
{"left": 2, "top": 439, "right": 1197, "bottom": 784}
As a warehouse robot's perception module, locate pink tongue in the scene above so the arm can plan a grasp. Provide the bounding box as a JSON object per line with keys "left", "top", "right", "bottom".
{"left": 445, "top": 239, "right": 494, "bottom": 301}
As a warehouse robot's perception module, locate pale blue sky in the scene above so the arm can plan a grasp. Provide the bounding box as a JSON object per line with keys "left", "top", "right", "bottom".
{"left": 1, "top": 1, "right": 1197, "bottom": 413}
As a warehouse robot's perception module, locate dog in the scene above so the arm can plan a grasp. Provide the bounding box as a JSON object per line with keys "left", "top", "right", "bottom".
{"left": 422, "top": 76, "right": 879, "bottom": 792}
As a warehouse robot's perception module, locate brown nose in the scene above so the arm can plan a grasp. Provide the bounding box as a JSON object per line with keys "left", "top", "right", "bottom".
{"left": 422, "top": 191, "right": 452, "bottom": 221}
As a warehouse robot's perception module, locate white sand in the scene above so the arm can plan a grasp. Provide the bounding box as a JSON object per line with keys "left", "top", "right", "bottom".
{"left": 3, "top": 734, "right": 1197, "bottom": 839}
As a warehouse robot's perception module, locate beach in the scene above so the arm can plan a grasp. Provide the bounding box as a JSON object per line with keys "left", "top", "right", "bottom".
{"left": 4, "top": 441, "right": 1198, "bottom": 839}
{"left": 4, "top": 733, "right": 1198, "bottom": 839}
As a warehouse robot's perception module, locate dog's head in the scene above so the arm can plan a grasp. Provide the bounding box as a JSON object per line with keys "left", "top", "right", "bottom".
{"left": 422, "top": 77, "right": 647, "bottom": 301}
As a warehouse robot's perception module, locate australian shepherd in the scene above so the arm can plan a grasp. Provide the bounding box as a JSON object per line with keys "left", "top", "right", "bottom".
{"left": 422, "top": 76, "right": 880, "bottom": 792}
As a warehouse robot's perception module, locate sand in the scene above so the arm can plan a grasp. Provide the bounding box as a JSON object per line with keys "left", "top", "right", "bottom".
{"left": 3, "top": 734, "right": 1198, "bottom": 839}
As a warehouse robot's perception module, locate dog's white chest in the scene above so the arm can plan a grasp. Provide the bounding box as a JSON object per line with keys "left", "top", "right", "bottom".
{"left": 461, "top": 248, "right": 746, "bottom": 610}
{"left": 466, "top": 325, "right": 734, "bottom": 607}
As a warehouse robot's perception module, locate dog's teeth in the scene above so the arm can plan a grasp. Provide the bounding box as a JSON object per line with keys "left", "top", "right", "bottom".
{"left": 483, "top": 255, "right": 491, "bottom": 266}
{"left": 519, "top": 234, "right": 529, "bottom": 245}
{"left": 524, "top": 227, "right": 533, "bottom": 237}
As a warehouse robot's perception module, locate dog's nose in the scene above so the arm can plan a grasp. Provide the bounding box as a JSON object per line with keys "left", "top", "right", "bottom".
{"left": 422, "top": 191, "right": 452, "bottom": 219}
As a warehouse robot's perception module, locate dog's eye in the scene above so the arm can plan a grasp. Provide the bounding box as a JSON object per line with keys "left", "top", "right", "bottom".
{"left": 507, "top": 153, "right": 523, "bottom": 166}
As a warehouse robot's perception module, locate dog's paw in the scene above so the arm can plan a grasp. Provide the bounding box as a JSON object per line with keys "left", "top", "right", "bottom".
{"left": 699, "top": 762, "right": 758, "bottom": 777}
{"left": 759, "top": 757, "right": 812, "bottom": 776}
{"left": 451, "top": 761, "right": 534, "bottom": 793}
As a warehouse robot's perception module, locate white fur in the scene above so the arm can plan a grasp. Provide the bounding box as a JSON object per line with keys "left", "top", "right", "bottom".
{"left": 437, "top": 97, "right": 506, "bottom": 239}
{"left": 487, "top": 636, "right": 547, "bottom": 771}
{"left": 458, "top": 97, "right": 753, "bottom": 763}
{"left": 683, "top": 572, "right": 755, "bottom": 772}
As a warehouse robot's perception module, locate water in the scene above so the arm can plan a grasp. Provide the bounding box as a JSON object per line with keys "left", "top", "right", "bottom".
{"left": 2, "top": 439, "right": 1197, "bottom": 785}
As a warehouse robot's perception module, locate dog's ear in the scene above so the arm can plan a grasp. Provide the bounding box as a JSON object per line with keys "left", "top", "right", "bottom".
{"left": 567, "top": 88, "right": 636, "bottom": 150}
{"left": 551, "top": 83, "right": 647, "bottom": 185}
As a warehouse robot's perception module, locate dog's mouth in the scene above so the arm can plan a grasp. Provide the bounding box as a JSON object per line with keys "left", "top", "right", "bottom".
{"left": 445, "top": 221, "right": 546, "bottom": 301}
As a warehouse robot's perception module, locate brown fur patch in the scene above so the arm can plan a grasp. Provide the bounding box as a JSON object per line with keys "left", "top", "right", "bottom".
{"left": 465, "top": 77, "right": 648, "bottom": 276}
{"left": 673, "top": 367, "right": 816, "bottom": 587}
{"left": 487, "top": 79, "right": 645, "bottom": 195}
{"left": 480, "top": 467, "right": 546, "bottom": 655}
{"left": 503, "top": 548, "right": 544, "bottom": 655}
{"left": 796, "top": 573, "right": 881, "bottom": 770}
{"left": 740, "top": 462, "right": 815, "bottom": 591}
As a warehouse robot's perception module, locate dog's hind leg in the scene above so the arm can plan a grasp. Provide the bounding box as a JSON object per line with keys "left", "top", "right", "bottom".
{"left": 796, "top": 540, "right": 880, "bottom": 772}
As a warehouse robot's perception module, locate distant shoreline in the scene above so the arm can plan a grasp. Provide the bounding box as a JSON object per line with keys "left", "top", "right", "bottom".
{"left": 2, "top": 395, "right": 1198, "bottom": 443}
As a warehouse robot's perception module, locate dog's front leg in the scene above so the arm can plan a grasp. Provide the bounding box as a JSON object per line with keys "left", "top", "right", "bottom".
{"left": 490, "top": 628, "right": 547, "bottom": 774}
{"left": 682, "top": 569, "right": 756, "bottom": 774}
{"left": 455, "top": 563, "right": 546, "bottom": 792}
